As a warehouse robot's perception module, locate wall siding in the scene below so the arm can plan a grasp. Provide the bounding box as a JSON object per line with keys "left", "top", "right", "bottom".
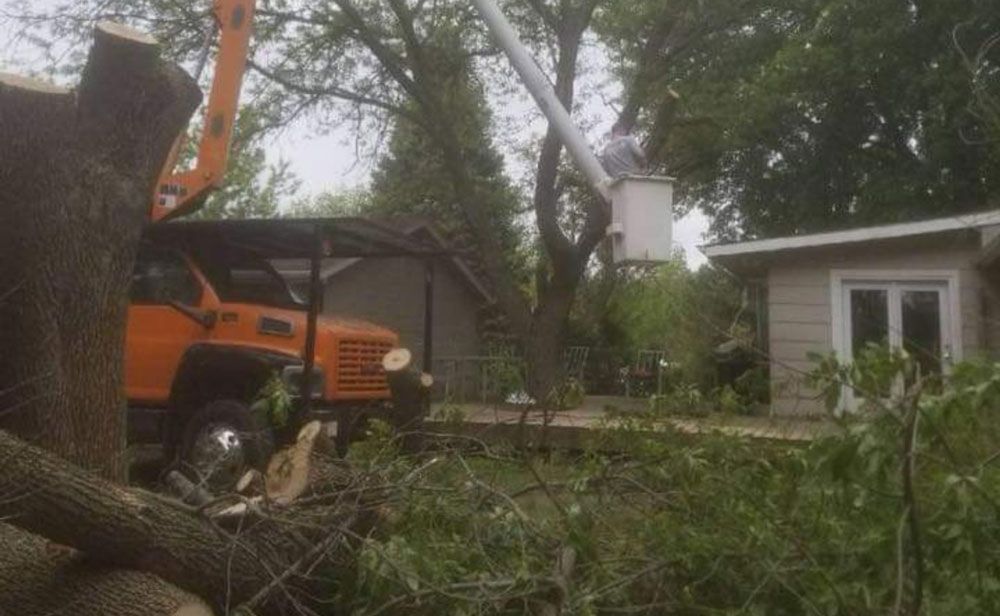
{"left": 764, "top": 232, "right": 1000, "bottom": 416}
{"left": 321, "top": 258, "right": 484, "bottom": 368}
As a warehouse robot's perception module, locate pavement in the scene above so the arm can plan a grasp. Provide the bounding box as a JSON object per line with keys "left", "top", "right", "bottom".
{"left": 427, "top": 395, "right": 839, "bottom": 446}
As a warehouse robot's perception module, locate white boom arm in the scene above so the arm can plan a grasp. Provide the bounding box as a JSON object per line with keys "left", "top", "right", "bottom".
{"left": 471, "top": 0, "right": 613, "bottom": 201}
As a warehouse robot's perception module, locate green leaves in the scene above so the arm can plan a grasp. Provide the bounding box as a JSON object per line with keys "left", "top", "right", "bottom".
{"left": 250, "top": 371, "right": 292, "bottom": 429}
{"left": 600, "top": 0, "right": 1000, "bottom": 239}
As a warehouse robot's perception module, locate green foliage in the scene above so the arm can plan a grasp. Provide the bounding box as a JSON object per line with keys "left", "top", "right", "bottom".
{"left": 250, "top": 372, "right": 292, "bottom": 429}
{"left": 600, "top": 0, "right": 1000, "bottom": 239}
{"left": 649, "top": 381, "right": 705, "bottom": 416}
{"left": 189, "top": 106, "right": 301, "bottom": 220}
{"left": 283, "top": 189, "right": 369, "bottom": 219}
{"left": 367, "top": 29, "right": 528, "bottom": 283}
{"left": 601, "top": 259, "right": 748, "bottom": 387}
{"left": 337, "top": 357, "right": 1000, "bottom": 614}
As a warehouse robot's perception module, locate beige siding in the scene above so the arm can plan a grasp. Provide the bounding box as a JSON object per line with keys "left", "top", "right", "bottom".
{"left": 763, "top": 232, "right": 1000, "bottom": 416}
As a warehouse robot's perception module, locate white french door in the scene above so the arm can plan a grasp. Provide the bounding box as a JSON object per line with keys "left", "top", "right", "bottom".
{"left": 839, "top": 278, "right": 956, "bottom": 409}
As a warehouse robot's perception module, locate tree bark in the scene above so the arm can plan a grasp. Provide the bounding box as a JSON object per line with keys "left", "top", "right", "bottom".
{"left": 519, "top": 2, "right": 603, "bottom": 403}
{"left": 0, "top": 23, "right": 202, "bottom": 481}
{"left": 0, "top": 429, "right": 370, "bottom": 613}
{"left": 0, "top": 523, "right": 213, "bottom": 616}
{"left": 384, "top": 347, "right": 434, "bottom": 452}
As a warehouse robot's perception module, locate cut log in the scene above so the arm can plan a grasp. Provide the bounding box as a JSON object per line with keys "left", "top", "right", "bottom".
{"left": 0, "top": 523, "right": 213, "bottom": 616}
{"left": 263, "top": 421, "right": 358, "bottom": 506}
{"left": 383, "top": 348, "right": 434, "bottom": 451}
{"left": 0, "top": 429, "right": 373, "bottom": 613}
{"left": 265, "top": 420, "right": 322, "bottom": 505}
{"left": 0, "top": 21, "right": 202, "bottom": 480}
{"left": 237, "top": 468, "right": 264, "bottom": 495}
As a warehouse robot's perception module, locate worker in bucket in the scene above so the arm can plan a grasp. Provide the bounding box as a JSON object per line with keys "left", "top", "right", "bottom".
{"left": 601, "top": 121, "right": 648, "bottom": 178}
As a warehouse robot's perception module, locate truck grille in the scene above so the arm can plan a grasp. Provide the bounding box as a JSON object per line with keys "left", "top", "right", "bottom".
{"left": 337, "top": 339, "right": 393, "bottom": 393}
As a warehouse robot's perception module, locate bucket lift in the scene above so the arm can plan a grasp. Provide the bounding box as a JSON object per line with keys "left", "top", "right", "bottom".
{"left": 471, "top": 0, "right": 674, "bottom": 264}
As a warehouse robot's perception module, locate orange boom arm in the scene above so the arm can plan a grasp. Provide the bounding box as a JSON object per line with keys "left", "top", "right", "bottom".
{"left": 151, "top": 0, "right": 256, "bottom": 222}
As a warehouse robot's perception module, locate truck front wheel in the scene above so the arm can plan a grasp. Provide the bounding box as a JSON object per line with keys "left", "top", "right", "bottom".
{"left": 178, "top": 399, "right": 274, "bottom": 492}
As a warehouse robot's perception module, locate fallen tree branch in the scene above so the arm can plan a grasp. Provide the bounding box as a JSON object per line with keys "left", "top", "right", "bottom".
{"left": 0, "top": 429, "right": 372, "bottom": 613}
{"left": 0, "top": 523, "right": 213, "bottom": 616}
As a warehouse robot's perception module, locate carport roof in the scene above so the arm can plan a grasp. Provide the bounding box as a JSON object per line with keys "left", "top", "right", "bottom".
{"left": 144, "top": 217, "right": 447, "bottom": 260}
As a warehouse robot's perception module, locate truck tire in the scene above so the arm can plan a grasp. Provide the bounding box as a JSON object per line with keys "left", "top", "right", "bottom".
{"left": 177, "top": 399, "right": 274, "bottom": 492}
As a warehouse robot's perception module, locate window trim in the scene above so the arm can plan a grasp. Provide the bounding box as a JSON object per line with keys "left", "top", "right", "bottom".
{"left": 131, "top": 247, "right": 204, "bottom": 307}
{"left": 830, "top": 269, "right": 962, "bottom": 410}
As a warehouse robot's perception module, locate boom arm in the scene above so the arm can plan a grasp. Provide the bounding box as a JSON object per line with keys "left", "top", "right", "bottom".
{"left": 471, "top": 0, "right": 612, "bottom": 201}
{"left": 151, "top": 0, "right": 256, "bottom": 222}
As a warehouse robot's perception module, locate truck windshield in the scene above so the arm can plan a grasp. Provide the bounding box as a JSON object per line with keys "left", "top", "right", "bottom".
{"left": 202, "top": 258, "right": 306, "bottom": 310}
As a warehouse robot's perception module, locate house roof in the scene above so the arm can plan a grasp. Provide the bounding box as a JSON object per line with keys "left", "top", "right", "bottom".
{"left": 701, "top": 210, "right": 1000, "bottom": 261}
{"left": 274, "top": 217, "right": 495, "bottom": 305}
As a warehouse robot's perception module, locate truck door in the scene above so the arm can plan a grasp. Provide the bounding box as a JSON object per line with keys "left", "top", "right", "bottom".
{"left": 125, "top": 246, "right": 207, "bottom": 403}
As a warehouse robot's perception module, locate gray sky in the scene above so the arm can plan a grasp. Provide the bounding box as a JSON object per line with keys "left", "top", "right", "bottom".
{"left": 0, "top": 1, "right": 710, "bottom": 267}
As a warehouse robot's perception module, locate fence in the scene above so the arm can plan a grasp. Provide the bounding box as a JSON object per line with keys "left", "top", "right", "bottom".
{"left": 432, "top": 355, "right": 527, "bottom": 404}
{"left": 431, "top": 347, "right": 678, "bottom": 403}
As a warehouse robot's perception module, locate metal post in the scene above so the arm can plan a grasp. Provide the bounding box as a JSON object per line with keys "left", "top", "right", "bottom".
{"left": 471, "top": 0, "right": 613, "bottom": 200}
{"left": 422, "top": 259, "right": 435, "bottom": 372}
{"left": 300, "top": 224, "right": 324, "bottom": 412}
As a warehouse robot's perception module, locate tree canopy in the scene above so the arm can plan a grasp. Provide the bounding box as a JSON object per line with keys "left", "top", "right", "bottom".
{"left": 601, "top": 0, "right": 1000, "bottom": 239}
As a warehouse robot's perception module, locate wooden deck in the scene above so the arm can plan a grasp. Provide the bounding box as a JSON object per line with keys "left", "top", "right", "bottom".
{"left": 426, "top": 396, "right": 838, "bottom": 449}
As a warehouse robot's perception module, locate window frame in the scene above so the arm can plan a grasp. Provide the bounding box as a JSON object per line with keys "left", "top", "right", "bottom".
{"left": 130, "top": 245, "right": 204, "bottom": 308}
{"left": 829, "top": 269, "right": 962, "bottom": 410}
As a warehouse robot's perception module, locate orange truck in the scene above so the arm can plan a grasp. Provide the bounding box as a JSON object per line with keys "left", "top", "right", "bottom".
{"left": 127, "top": 1, "right": 425, "bottom": 488}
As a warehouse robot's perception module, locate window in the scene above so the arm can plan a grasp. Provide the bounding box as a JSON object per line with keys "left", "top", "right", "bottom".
{"left": 198, "top": 258, "right": 304, "bottom": 309}
{"left": 131, "top": 247, "right": 202, "bottom": 306}
{"left": 831, "top": 270, "right": 961, "bottom": 409}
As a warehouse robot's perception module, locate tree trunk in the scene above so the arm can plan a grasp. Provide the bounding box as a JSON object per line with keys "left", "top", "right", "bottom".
{"left": 0, "top": 523, "right": 213, "bottom": 616}
{"left": 0, "top": 429, "right": 371, "bottom": 613}
{"left": 331, "top": 1, "right": 604, "bottom": 405}
{"left": 384, "top": 347, "right": 434, "bottom": 452}
{"left": 0, "top": 23, "right": 202, "bottom": 480}
{"left": 525, "top": 281, "right": 578, "bottom": 405}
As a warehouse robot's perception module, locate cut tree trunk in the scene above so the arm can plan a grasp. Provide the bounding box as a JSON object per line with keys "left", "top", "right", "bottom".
{"left": 265, "top": 420, "right": 323, "bottom": 505}
{"left": 384, "top": 348, "right": 434, "bottom": 452}
{"left": 0, "top": 22, "right": 202, "bottom": 481}
{"left": 0, "top": 429, "right": 374, "bottom": 613}
{"left": 0, "top": 523, "right": 213, "bottom": 616}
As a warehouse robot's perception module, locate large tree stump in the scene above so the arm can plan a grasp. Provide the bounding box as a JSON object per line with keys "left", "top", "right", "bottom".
{"left": 0, "top": 22, "right": 202, "bottom": 480}
{"left": 0, "top": 523, "right": 212, "bottom": 616}
{"left": 383, "top": 348, "right": 434, "bottom": 452}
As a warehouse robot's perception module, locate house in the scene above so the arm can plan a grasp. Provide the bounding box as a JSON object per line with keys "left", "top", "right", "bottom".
{"left": 702, "top": 210, "right": 1000, "bottom": 415}
{"left": 276, "top": 218, "right": 494, "bottom": 370}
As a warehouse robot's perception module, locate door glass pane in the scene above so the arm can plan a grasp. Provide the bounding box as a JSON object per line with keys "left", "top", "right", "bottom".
{"left": 131, "top": 248, "right": 201, "bottom": 306}
{"left": 850, "top": 289, "right": 889, "bottom": 353}
{"left": 901, "top": 290, "right": 942, "bottom": 383}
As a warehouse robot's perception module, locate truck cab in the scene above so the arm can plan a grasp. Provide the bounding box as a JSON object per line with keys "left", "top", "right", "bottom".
{"left": 126, "top": 219, "right": 408, "bottom": 488}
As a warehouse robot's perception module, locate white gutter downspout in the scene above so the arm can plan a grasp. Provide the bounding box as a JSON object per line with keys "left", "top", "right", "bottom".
{"left": 471, "top": 0, "right": 613, "bottom": 201}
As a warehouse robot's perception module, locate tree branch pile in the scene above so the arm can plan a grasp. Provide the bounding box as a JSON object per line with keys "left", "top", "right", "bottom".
{"left": 0, "top": 425, "right": 386, "bottom": 616}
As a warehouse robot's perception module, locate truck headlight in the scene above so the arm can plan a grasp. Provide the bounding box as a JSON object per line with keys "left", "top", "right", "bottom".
{"left": 281, "top": 365, "right": 325, "bottom": 399}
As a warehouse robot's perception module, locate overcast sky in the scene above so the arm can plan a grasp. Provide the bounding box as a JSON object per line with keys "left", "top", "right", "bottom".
{"left": 0, "top": 2, "right": 710, "bottom": 267}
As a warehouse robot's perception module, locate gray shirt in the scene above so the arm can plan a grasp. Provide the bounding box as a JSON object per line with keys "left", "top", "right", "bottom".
{"left": 601, "top": 135, "right": 646, "bottom": 178}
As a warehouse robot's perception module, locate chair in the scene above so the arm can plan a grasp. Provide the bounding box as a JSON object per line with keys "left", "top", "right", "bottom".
{"left": 625, "top": 349, "right": 668, "bottom": 397}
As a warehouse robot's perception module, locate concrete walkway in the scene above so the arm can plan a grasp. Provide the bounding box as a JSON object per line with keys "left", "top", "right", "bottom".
{"left": 427, "top": 395, "right": 838, "bottom": 446}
